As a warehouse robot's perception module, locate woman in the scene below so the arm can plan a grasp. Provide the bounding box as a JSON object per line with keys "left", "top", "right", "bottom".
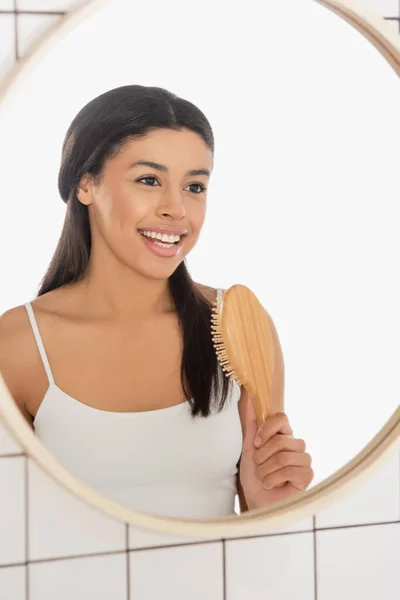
{"left": 0, "top": 85, "right": 313, "bottom": 518}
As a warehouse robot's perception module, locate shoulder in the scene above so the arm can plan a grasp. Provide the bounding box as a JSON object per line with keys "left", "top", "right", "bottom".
{"left": 0, "top": 304, "right": 31, "bottom": 348}
{"left": 0, "top": 297, "right": 54, "bottom": 344}
{"left": 193, "top": 282, "right": 218, "bottom": 304}
{"left": 0, "top": 304, "right": 40, "bottom": 426}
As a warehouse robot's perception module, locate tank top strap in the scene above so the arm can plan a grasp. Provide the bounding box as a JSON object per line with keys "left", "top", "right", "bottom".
{"left": 216, "top": 287, "right": 224, "bottom": 307}
{"left": 24, "top": 302, "right": 55, "bottom": 386}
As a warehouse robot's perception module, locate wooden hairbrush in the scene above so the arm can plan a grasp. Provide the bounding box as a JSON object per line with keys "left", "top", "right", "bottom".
{"left": 211, "top": 284, "right": 286, "bottom": 487}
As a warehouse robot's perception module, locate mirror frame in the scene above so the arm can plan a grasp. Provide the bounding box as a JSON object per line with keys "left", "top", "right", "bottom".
{"left": 0, "top": 0, "right": 399, "bottom": 538}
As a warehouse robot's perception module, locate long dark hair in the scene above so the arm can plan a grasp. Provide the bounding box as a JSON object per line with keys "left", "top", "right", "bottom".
{"left": 37, "top": 84, "right": 233, "bottom": 418}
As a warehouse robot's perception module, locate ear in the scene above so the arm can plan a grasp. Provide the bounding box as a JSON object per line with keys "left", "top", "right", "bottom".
{"left": 76, "top": 173, "right": 94, "bottom": 206}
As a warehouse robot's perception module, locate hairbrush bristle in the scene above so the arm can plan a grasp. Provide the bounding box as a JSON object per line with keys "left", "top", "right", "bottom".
{"left": 211, "top": 292, "right": 242, "bottom": 386}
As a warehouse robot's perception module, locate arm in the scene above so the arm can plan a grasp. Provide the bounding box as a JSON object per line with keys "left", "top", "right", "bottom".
{"left": 236, "top": 308, "right": 285, "bottom": 513}
{"left": 0, "top": 307, "right": 35, "bottom": 428}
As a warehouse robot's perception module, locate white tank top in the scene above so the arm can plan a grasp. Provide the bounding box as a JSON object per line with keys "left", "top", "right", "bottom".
{"left": 24, "top": 290, "right": 244, "bottom": 519}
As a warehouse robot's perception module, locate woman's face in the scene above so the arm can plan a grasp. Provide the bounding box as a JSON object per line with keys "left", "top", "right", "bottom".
{"left": 77, "top": 127, "right": 212, "bottom": 280}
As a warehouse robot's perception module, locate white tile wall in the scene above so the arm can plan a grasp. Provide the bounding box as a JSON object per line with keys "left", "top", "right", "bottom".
{"left": 0, "top": 457, "right": 25, "bottom": 566}
{"left": 16, "top": 1, "right": 83, "bottom": 10}
{"left": 128, "top": 523, "right": 212, "bottom": 550}
{"left": 0, "top": 14, "right": 15, "bottom": 80}
{"left": 0, "top": 2, "right": 399, "bottom": 600}
{"left": 226, "top": 532, "right": 315, "bottom": 600}
{"left": 128, "top": 542, "right": 224, "bottom": 600}
{"left": 223, "top": 515, "right": 314, "bottom": 544}
{"left": 0, "top": 419, "right": 23, "bottom": 455}
{"left": 385, "top": 19, "right": 400, "bottom": 31}
{"left": 317, "top": 523, "right": 400, "bottom": 600}
{"left": 29, "top": 553, "right": 127, "bottom": 600}
{"left": 0, "top": 565, "right": 26, "bottom": 600}
{"left": 17, "top": 13, "right": 61, "bottom": 58}
{"left": 0, "top": 1, "right": 14, "bottom": 11}
{"left": 259, "top": 515, "right": 314, "bottom": 535}
{"left": 315, "top": 451, "right": 400, "bottom": 528}
{"left": 9, "top": 0, "right": 396, "bottom": 17}
{"left": 127, "top": 515, "right": 314, "bottom": 551}
{"left": 360, "top": 1, "right": 400, "bottom": 16}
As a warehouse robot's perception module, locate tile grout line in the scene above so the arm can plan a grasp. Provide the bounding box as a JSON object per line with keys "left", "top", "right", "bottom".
{"left": 0, "top": 10, "right": 66, "bottom": 15}
{"left": 382, "top": 15, "right": 400, "bottom": 32}
{"left": 13, "top": 0, "right": 18, "bottom": 62}
{"left": 313, "top": 519, "right": 400, "bottom": 532}
{"left": 0, "top": 453, "right": 25, "bottom": 459}
{"left": 24, "top": 455, "right": 29, "bottom": 600}
{"left": 125, "top": 524, "right": 130, "bottom": 600}
{"left": 5, "top": 8, "right": 400, "bottom": 18}
{"left": 383, "top": 15, "right": 400, "bottom": 31}
{"left": 0, "top": 519, "right": 398, "bottom": 570}
{"left": 313, "top": 516, "right": 318, "bottom": 600}
{"left": 222, "top": 540, "right": 227, "bottom": 600}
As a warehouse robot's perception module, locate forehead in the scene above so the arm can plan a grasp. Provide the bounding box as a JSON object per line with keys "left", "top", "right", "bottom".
{"left": 117, "top": 128, "right": 213, "bottom": 168}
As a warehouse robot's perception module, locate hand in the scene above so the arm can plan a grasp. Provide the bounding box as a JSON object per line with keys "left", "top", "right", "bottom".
{"left": 239, "top": 397, "right": 314, "bottom": 509}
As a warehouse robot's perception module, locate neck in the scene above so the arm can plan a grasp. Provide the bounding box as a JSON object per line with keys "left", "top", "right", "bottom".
{"left": 75, "top": 253, "right": 175, "bottom": 321}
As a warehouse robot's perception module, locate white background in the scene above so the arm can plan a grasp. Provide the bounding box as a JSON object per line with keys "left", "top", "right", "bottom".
{"left": 0, "top": 0, "right": 399, "bottom": 488}
{"left": 0, "top": 1, "right": 399, "bottom": 598}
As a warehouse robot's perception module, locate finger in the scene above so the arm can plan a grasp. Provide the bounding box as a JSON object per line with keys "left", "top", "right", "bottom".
{"left": 254, "top": 412, "right": 293, "bottom": 447}
{"left": 262, "top": 466, "right": 314, "bottom": 491}
{"left": 254, "top": 436, "right": 307, "bottom": 465}
{"left": 256, "top": 451, "right": 312, "bottom": 481}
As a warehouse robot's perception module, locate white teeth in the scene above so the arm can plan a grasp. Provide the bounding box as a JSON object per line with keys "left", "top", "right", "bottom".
{"left": 140, "top": 230, "right": 181, "bottom": 243}
{"left": 154, "top": 241, "right": 175, "bottom": 248}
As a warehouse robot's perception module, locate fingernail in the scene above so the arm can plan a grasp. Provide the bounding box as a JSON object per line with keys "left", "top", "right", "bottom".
{"left": 254, "top": 436, "right": 262, "bottom": 447}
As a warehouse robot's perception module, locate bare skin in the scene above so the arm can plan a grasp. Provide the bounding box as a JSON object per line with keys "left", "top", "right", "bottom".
{"left": 0, "top": 127, "right": 310, "bottom": 512}
{"left": 1, "top": 127, "right": 214, "bottom": 426}
{"left": 0, "top": 279, "right": 287, "bottom": 513}
{"left": 0, "top": 281, "right": 217, "bottom": 426}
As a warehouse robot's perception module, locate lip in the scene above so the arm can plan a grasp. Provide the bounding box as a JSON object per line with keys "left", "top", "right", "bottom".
{"left": 138, "top": 229, "right": 185, "bottom": 258}
{"left": 137, "top": 226, "right": 188, "bottom": 236}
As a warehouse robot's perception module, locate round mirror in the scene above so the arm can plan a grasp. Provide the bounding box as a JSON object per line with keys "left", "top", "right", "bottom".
{"left": 0, "top": 0, "right": 399, "bottom": 532}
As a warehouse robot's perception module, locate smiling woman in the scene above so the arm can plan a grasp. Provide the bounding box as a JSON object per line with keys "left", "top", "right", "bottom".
{"left": 0, "top": 0, "right": 399, "bottom": 541}
{"left": 0, "top": 84, "right": 247, "bottom": 519}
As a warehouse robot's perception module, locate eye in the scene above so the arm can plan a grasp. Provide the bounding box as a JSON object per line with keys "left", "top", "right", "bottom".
{"left": 189, "top": 182, "right": 208, "bottom": 194}
{"left": 136, "top": 176, "right": 207, "bottom": 194}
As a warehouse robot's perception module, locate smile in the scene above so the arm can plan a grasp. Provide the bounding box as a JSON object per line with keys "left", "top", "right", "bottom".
{"left": 137, "top": 230, "right": 186, "bottom": 258}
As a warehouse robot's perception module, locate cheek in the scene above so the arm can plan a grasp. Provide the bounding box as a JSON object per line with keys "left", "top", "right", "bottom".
{"left": 109, "top": 202, "right": 131, "bottom": 232}
{"left": 99, "top": 193, "right": 140, "bottom": 236}
{"left": 190, "top": 202, "right": 207, "bottom": 231}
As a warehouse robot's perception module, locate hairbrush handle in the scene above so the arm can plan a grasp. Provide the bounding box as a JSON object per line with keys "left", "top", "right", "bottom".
{"left": 211, "top": 285, "right": 286, "bottom": 489}
{"left": 252, "top": 393, "right": 286, "bottom": 489}
{"left": 253, "top": 394, "right": 270, "bottom": 430}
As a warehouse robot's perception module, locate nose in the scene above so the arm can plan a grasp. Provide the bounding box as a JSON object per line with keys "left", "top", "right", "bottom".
{"left": 157, "top": 192, "right": 186, "bottom": 220}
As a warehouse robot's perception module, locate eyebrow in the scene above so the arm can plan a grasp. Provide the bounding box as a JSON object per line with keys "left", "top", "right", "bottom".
{"left": 128, "top": 160, "right": 211, "bottom": 178}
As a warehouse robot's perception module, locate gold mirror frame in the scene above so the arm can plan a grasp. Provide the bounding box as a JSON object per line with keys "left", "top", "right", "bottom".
{"left": 0, "top": 0, "right": 399, "bottom": 538}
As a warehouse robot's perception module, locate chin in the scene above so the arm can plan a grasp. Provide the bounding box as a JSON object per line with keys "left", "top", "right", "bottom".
{"left": 134, "top": 259, "right": 186, "bottom": 281}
